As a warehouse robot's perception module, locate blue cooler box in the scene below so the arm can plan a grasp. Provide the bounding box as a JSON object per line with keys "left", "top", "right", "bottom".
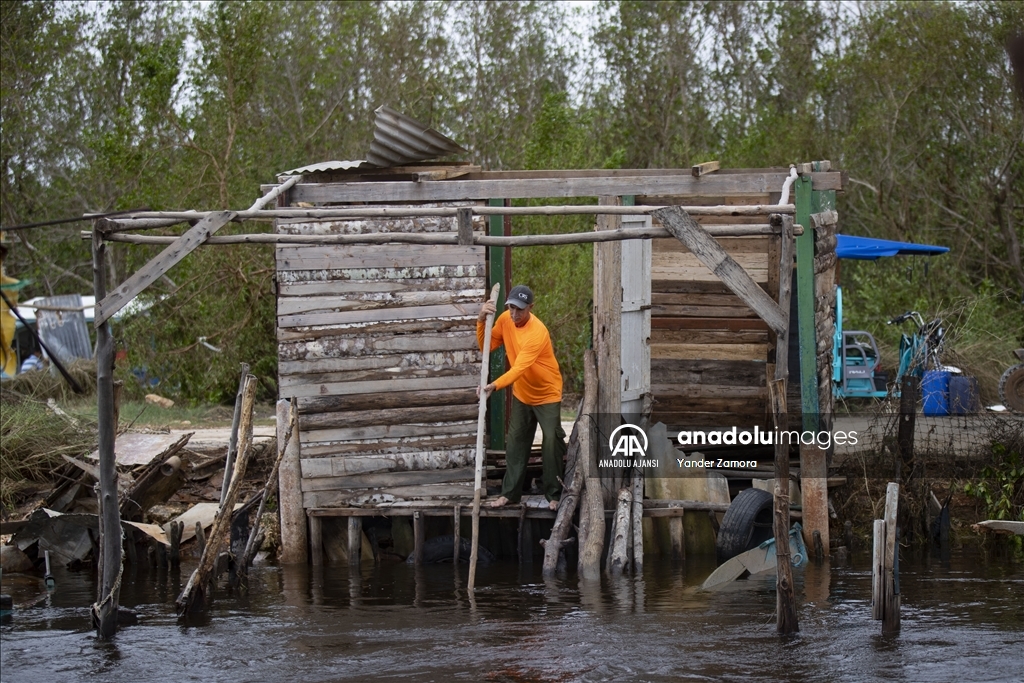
{"left": 949, "top": 375, "right": 980, "bottom": 414}
{"left": 922, "top": 370, "right": 950, "bottom": 416}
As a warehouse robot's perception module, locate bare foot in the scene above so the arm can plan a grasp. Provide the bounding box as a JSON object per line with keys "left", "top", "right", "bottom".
{"left": 485, "top": 496, "right": 509, "bottom": 508}
{"left": 548, "top": 499, "right": 559, "bottom": 511}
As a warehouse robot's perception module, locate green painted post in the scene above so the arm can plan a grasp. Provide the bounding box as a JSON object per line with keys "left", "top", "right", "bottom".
{"left": 487, "top": 198, "right": 507, "bottom": 451}
{"left": 795, "top": 176, "right": 819, "bottom": 431}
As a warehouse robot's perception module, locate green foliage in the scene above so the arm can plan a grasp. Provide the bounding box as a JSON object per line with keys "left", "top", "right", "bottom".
{"left": 964, "top": 443, "right": 1024, "bottom": 523}
{"left": 3, "top": 0, "right": 1022, "bottom": 403}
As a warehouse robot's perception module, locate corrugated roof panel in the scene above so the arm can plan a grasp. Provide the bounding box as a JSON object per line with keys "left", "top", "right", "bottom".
{"left": 366, "top": 105, "right": 466, "bottom": 167}
{"left": 278, "top": 160, "right": 374, "bottom": 176}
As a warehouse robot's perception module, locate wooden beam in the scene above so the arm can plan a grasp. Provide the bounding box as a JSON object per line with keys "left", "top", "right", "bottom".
{"left": 94, "top": 210, "right": 235, "bottom": 325}
{"left": 277, "top": 171, "right": 844, "bottom": 203}
{"left": 653, "top": 206, "right": 787, "bottom": 336}
{"left": 691, "top": 161, "right": 720, "bottom": 177}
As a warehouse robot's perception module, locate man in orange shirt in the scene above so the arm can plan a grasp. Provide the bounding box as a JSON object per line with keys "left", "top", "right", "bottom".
{"left": 477, "top": 285, "right": 566, "bottom": 510}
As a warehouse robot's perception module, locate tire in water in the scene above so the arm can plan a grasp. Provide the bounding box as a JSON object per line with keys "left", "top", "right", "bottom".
{"left": 715, "top": 487, "right": 775, "bottom": 564}
{"left": 406, "top": 535, "right": 496, "bottom": 565}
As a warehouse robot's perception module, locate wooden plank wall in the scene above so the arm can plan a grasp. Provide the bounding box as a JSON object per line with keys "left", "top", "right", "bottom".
{"left": 275, "top": 207, "right": 486, "bottom": 508}
{"left": 640, "top": 195, "right": 778, "bottom": 430}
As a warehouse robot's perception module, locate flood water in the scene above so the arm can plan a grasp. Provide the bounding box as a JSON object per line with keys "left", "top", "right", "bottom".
{"left": 2, "top": 549, "right": 1022, "bottom": 683}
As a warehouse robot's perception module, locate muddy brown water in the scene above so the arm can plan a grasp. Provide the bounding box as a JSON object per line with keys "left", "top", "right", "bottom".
{"left": 1, "top": 550, "right": 1022, "bottom": 682}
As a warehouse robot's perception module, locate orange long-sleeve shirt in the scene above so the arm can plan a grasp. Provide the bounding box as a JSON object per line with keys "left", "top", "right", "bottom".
{"left": 477, "top": 311, "right": 562, "bottom": 406}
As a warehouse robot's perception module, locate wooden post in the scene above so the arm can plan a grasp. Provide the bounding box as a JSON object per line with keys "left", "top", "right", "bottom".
{"left": 871, "top": 518, "right": 884, "bottom": 620}
{"left": 486, "top": 199, "right": 507, "bottom": 455}
{"left": 517, "top": 506, "right": 527, "bottom": 566}
{"left": 882, "top": 483, "right": 901, "bottom": 633}
{"left": 897, "top": 377, "right": 919, "bottom": 480}
{"left": 595, "top": 195, "right": 623, "bottom": 504}
{"left": 348, "top": 517, "right": 361, "bottom": 566}
{"left": 453, "top": 505, "right": 462, "bottom": 563}
{"left": 169, "top": 520, "right": 182, "bottom": 566}
{"left": 221, "top": 363, "right": 250, "bottom": 507}
{"left": 577, "top": 351, "right": 605, "bottom": 581}
{"left": 91, "top": 222, "right": 121, "bottom": 639}
{"left": 770, "top": 378, "right": 799, "bottom": 635}
{"left": 195, "top": 521, "right": 206, "bottom": 556}
{"left": 631, "top": 469, "right": 644, "bottom": 574}
{"left": 669, "top": 517, "right": 685, "bottom": 563}
{"left": 607, "top": 488, "right": 633, "bottom": 577}
{"left": 469, "top": 284, "right": 500, "bottom": 591}
{"left": 277, "top": 399, "right": 307, "bottom": 564}
{"left": 413, "top": 511, "right": 424, "bottom": 566}
{"left": 309, "top": 515, "right": 323, "bottom": 567}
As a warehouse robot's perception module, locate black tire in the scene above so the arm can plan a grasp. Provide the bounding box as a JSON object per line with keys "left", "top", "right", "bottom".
{"left": 715, "top": 487, "right": 775, "bottom": 564}
{"left": 406, "top": 535, "right": 495, "bottom": 566}
{"left": 999, "top": 364, "right": 1024, "bottom": 414}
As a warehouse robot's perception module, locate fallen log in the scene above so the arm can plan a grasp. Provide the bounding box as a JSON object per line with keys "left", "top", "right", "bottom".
{"left": 541, "top": 400, "right": 588, "bottom": 577}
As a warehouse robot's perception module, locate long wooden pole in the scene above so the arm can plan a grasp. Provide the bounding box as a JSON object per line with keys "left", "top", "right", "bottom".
{"left": 92, "top": 203, "right": 795, "bottom": 225}
{"left": 86, "top": 223, "right": 792, "bottom": 247}
{"left": 90, "top": 222, "right": 122, "bottom": 639}
{"left": 468, "top": 283, "right": 501, "bottom": 591}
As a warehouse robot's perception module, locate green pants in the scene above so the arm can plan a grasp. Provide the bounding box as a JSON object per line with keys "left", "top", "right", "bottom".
{"left": 501, "top": 396, "right": 566, "bottom": 503}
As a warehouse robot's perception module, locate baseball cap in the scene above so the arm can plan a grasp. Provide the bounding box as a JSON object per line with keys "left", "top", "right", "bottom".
{"left": 505, "top": 285, "right": 534, "bottom": 309}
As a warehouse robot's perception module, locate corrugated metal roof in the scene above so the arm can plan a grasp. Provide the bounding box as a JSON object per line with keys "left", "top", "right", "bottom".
{"left": 277, "top": 106, "right": 467, "bottom": 176}
{"left": 278, "top": 160, "right": 374, "bottom": 176}
{"left": 366, "top": 105, "right": 467, "bottom": 167}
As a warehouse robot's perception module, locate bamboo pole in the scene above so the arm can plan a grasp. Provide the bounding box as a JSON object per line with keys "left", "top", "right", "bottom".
{"left": 91, "top": 222, "right": 122, "bottom": 639}
{"left": 468, "top": 283, "right": 501, "bottom": 592}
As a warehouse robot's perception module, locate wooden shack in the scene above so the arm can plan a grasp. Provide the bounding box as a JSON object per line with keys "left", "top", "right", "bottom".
{"left": 263, "top": 164, "right": 845, "bottom": 563}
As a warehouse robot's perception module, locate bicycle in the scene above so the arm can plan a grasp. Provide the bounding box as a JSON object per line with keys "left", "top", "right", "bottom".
{"left": 887, "top": 311, "right": 946, "bottom": 385}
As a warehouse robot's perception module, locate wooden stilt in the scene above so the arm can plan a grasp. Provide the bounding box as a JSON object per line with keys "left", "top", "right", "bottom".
{"left": 577, "top": 351, "right": 605, "bottom": 581}
{"left": 882, "top": 483, "right": 901, "bottom": 633}
{"left": 453, "top": 505, "right": 461, "bottom": 563}
{"left": 348, "top": 517, "right": 361, "bottom": 566}
{"left": 413, "top": 511, "right": 424, "bottom": 566}
{"left": 871, "top": 518, "right": 884, "bottom": 620}
{"left": 169, "top": 521, "right": 182, "bottom": 566}
{"left": 91, "top": 223, "right": 121, "bottom": 639}
{"left": 309, "top": 515, "right": 323, "bottom": 567}
{"left": 469, "top": 284, "right": 500, "bottom": 591}
{"left": 195, "top": 522, "right": 206, "bottom": 556}
{"left": 608, "top": 488, "right": 633, "bottom": 577}
{"left": 517, "top": 506, "right": 527, "bottom": 565}
{"left": 631, "top": 469, "right": 644, "bottom": 574}
{"left": 669, "top": 517, "right": 685, "bottom": 563}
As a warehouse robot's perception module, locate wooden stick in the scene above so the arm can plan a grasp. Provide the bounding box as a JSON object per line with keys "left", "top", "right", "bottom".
{"left": 453, "top": 505, "right": 461, "bottom": 563}
{"left": 176, "top": 374, "right": 257, "bottom": 615}
{"left": 608, "top": 488, "right": 633, "bottom": 577}
{"left": 468, "top": 283, "right": 501, "bottom": 591}
{"left": 247, "top": 174, "right": 301, "bottom": 212}
{"left": 91, "top": 222, "right": 121, "bottom": 639}
{"left": 93, "top": 203, "right": 795, "bottom": 225}
{"left": 631, "top": 468, "right": 644, "bottom": 574}
{"left": 413, "top": 511, "right": 424, "bottom": 566}
{"left": 577, "top": 351, "right": 604, "bottom": 581}
{"left": 769, "top": 377, "right": 799, "bottom": 635}
{"left": 348, "top": 517, "right": 361, "bottom": 566}
{"left": 87, "top": 223, "right": 789, "bottom": 247}
{"left": 221, "top": 364, "right": 250, "bottom": 508}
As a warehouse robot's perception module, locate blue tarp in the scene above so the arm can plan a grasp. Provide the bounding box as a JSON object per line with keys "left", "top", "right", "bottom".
{"left": 836, "top": 235, "right": 949, "bottom": 260}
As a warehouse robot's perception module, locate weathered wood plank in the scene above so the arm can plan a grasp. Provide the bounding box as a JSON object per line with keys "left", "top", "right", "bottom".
{"left": 300, "top": 451, "right": 476, "bottom": 478}
{"left": 650, "top": 317, "right": 770, "bottom": 331}
{"left": 654, "top": 206, "right": 785, "bottom": 335}
{"left": 651, "top": 292, "right": 757, "bottom": 307}
{"left": 651, "top": 264, "right": 768, "bottom": 284}
{"left": 277, "top": 264, "right": 486, "bottom": 284}
{"left": 651, "top": 329, "right": 769, "bottom": 345}
{"left": 277, "top": 318, "right": 476, "bottom": 343}
{"left": 300, "top": 420, "right": 476, "bottom": 444}
{"left": 650, "top": 396, "right": 767, "bottom": 413}
{"left": 96, "top": 211, "right": 235, "bottom": 325}
{"left": 651, "top": 305, "right": 756, "bottom": 319}
{"left": 298, "top": 405, "right": 477, "bottom": 431}
{"left": 284, "top": 172, "right": 844, "bottom": 203}
{"left": 650, "top": 358, "right": 768, "bottom": 385}
{"left": 279, "top": 360, "right": 479, "bottom": 389}
{"left": 282, "top": 374, "right": 478, "bottom": 399}
{"left": 301, "top": 467, "right": 475, "bottom": 492}
{"left": 299, "top": 437, "right": 477, "bottom": 458}
{"left": 279, "top": 346, "right": 479, "bottom": 374}
{"left": 651, "top": 236, "right": 770, "bottom": 255}
{"left": 277, "top": 290, "right": 485, "bottom": 316}
{"left": 279, "top": 302, "right": 477, "bottom": 328}
{"left": 303, "top": 483, "right": 475, "bottom": 508}
{"left": 650, "top": 343, "right": 767, "bottom": 362}
{"left": 649, "top": 384, "right": 768, "bottom": 399}
{"left": 692, "top": 161, "right": 721, "bottom": 177}
{"left": 277, "top": 276, "right": 485, "bottom": 297}
{"left": 280, "top": 333, "right": 478, "bottom": 365}
{"left": 297, "top": 387, "right": 477, "bottom": 413}
{"left": 276, "top": 244, "right": 484, "bottom": 271}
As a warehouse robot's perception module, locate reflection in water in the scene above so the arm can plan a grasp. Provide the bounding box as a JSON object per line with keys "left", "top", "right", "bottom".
{"left": 1, "top": 549, "right": 1022, "bottom": 682}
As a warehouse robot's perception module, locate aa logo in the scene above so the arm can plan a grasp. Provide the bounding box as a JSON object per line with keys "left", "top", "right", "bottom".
{"left": 608, "top": 424, "right": 648, "bottom": 458}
